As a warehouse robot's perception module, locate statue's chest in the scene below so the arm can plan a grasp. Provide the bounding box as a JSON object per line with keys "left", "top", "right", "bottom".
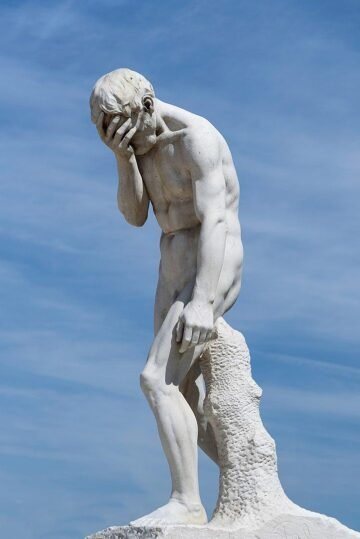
{"left": 140, "top": 145, "right": 192, "bottom": 203}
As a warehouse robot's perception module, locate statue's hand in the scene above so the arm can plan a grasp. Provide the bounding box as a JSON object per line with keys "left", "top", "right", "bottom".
{"left": 95, "top": 111, "right": 138, "bottom": 160}
{"left": 176, "top": 300, "right": 214, "bottom": 354}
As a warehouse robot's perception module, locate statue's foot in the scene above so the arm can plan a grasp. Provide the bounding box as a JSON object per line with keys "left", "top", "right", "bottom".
{"left": 130, "top": 498, "right": 208, "bottom": 527}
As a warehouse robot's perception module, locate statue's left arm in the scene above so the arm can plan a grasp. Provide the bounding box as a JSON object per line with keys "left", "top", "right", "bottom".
{"left": 176, "top": 127, "right": 226, "bottom": 353}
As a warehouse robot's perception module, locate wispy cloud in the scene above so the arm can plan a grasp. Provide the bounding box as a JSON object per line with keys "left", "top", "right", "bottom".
{"left": 265, "top": 385, "right": 360, "bottom": 419}
{"left": 266, "top": 351, "right": 360, "bottom": 378}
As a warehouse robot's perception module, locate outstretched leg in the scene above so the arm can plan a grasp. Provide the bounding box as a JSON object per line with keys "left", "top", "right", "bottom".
{"left": 130, "top": 284, "right": 208, "bottom": 527}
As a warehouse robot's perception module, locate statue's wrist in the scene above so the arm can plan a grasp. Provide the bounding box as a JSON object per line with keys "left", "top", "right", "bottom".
{"left": 115, "top": 151, "right": 136, "bottom": 165}
{"left": 192, "top": 289, "right": 214, "bottom": 306}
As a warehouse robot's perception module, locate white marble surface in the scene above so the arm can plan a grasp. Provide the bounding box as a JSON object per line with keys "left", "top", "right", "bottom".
{"left": 86, "top": 513, "right": 360, "bottom": 539}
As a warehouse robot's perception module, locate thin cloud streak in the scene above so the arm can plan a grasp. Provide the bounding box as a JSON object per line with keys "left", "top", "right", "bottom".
{"left": 265, "top": 385, "right": 360, "bottom": 419}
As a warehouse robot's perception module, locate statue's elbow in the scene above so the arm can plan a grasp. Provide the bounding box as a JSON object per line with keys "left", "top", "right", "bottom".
{"left": 130, "top": 215, "right": 147, "bottom": 227}
{"left": 118, "top": 197, "right": 148, "bottom": 227}
{"left": 120, "top": 206, "right": 147, "bottom": 227}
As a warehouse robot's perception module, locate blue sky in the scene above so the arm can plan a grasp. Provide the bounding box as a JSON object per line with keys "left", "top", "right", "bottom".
{"left": 1, "top": 0, "right": 359, "bottom": 537}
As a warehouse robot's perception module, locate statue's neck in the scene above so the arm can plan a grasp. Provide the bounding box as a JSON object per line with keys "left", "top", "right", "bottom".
{"left": 155, "top": 99, "right": 190, "bottom": 132}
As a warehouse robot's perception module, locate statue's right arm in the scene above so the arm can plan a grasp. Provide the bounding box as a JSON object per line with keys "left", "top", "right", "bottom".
{"left": 116, "top": 154, "right": 149, "bottom": 227}
{"left": 96, "top": 111, "right": 149, "bottom": 227}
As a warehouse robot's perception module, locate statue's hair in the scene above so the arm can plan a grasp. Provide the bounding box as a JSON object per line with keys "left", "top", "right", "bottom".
{"left": 90, "top": 68, "right": 154, "bottom": 123}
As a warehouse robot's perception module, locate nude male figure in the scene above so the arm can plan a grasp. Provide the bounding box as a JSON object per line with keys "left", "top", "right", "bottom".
{"left": 90, "top": 69, "right": 243, "bottom": 527}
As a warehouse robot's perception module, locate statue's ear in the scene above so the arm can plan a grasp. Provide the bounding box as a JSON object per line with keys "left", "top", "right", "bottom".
{"left": 142, "top": 95, "right": 154, "bottom": 112}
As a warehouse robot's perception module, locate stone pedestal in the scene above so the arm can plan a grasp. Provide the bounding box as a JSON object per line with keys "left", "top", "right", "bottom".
{"left": 86, "top": 320, "right": 360, "bottom": 539}
{"left": 86, "top": 513, "right": 360, "bottom": 539}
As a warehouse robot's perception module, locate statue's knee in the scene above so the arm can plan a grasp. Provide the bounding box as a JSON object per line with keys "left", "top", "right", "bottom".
{"left": 140, "top": 369, "right": 154, "bottom": 395}
{"left": 140, "top": 368, "right": 163, "bottom": 396}
{"left": 140, "top": 367, "right": 173, "bottom": 399}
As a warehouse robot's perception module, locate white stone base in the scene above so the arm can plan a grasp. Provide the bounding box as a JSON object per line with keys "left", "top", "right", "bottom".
{"left": 86, "top": 513, "right": 360, "bottom": 539}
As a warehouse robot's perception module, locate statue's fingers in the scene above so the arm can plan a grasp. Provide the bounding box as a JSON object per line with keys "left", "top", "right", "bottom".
{"left": 175, "top": 319, "right": 184, "bottom": 343}
{"left": 210, "top": 326, "right": 218, "bottom": 340}
{"left": 179, "top": 326, "right": 193, "bottom": 354}
{"left": 205, "top": 327, "right": 218, "bottom": 345}
{"left": 113, "top": 118, "right": 131, "bottom": 145}
{"left": 96, "top": 111, "right": 105, "bottom": 139}
{"left": 135, "top": 109, "right": 145, "bottom": 130}
{"left": 205, "top": 329, "right": 213, "bottom": 343}
{"left": 191, "top": 328, "right": 200, "bottom": 347}
{"left": 121, "top": 125, "right": 137, "bottom": 146}
{"left": 198, "top": 328, "right": 208, "bottom": 345}
{"left": 105, "top": 115, "right": 120, "bottom": 141}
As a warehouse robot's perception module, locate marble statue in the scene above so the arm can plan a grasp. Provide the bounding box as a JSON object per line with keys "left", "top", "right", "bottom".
{"left": 87, "top": 69, "right": 359, "bottom": 539}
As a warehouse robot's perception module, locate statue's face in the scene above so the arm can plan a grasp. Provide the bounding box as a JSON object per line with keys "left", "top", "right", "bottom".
{"left": 101, "top": 95, "right": 156, "bottom": 156}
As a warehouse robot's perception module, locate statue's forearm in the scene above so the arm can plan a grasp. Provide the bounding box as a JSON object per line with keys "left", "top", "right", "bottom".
{"left": 116, "top": 154, "right": 149, "bottom": 226}
{"left": 192, "top": 216, "right": 226, "bottom": 305}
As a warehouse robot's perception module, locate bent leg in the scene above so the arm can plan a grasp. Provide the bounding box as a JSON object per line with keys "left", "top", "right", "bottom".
{"left": 155, "top": 276, "right": 219, "bottom": 463}
{"left": 131, "top": 283, "right": 208, "bottom": 527}
{"left": 180, "top": 362, "right": 219, "bottom": 464}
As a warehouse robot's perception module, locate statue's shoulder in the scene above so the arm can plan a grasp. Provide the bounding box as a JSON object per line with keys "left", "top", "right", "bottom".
{"left": 181, "top": 116, "right": 224, "bottom": 167}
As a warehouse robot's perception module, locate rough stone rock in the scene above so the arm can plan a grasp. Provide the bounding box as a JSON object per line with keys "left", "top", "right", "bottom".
{"left": 201, "top": 318, "right": 298, "bottom": 528}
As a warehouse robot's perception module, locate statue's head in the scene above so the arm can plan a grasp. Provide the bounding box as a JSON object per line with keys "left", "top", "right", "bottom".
{"left": 90, "top": 68, "right": 157, "bottom": 155}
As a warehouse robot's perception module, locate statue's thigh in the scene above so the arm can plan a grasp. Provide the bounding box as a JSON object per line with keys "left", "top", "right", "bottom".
{"left": 146, "top": 282, "right": 205, "bottom": 387}
{"left": 154, "top": 277, "right": 174, "bottom": 336}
